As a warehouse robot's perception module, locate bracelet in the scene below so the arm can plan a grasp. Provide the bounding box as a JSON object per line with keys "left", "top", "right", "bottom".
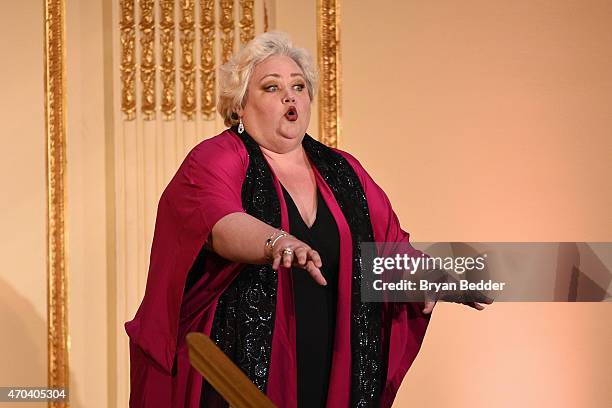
{"left": 265, "top": 229, "right": 288, "bottom": 260}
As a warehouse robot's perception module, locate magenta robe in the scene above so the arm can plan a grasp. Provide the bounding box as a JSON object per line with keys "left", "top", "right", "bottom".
{"left": 125, "top": 129, "right": 430, "bottom": 407}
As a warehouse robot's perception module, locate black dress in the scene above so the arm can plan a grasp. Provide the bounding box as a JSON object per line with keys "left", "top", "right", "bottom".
{"left": 282, "top": 185, "right": 340, "bottom": 408}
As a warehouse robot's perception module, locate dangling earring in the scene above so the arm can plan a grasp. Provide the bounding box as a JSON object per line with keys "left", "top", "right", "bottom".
{"left": 238, "top": 118, "right": 244, "bottom": 134}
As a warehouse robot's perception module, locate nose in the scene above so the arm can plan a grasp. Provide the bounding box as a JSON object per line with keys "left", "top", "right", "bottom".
{"left": 283, "top": 90, "right": 296, "bottom": 103}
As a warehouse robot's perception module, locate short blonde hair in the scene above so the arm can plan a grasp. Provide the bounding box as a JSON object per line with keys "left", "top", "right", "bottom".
{"left": 218, "top": 31, "right": 318, "bottom": 127}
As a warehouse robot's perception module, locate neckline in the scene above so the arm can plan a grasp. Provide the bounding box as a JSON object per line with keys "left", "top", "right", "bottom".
{"left": 281, "top": 184, "right": 320, "bottom": 230}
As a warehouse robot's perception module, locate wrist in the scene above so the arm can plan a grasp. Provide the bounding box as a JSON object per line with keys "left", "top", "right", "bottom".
{"left": 264, "top": 229, "right": 288, "bottom": 261}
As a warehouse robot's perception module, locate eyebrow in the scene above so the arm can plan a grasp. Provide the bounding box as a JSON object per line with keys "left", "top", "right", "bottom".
{"left": 259, "top": 73, "right": 305, "bottom": 82}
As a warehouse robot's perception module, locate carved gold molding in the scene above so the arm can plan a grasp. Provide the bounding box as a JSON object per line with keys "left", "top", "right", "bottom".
{"left": 200, "top": 0, "right": 216, "bottom": 120}
{"left": 263, "top": 0, "right": 269, "bottom": 33}
{"left": 116, "top": 0, "right": 332, "bottom": 130}
{"left": 119, "top": 0, "right": 136, "bottom": 120}
{"left": 180, "top": 0, "right": 197, "bottom": 119}
{"left": 160, "top": 0, "right": 176, "bottom": 119}
{"left": 219, "top": 0, "right": 235, "bottom": 63}
{"left": 140, "top": 0, "right": 156, "bottom": 119}
{"left": 317, "top": 0, "right": 341, "bottom": 148}
{"left": 239, "top": 0, "right": 255, "bottom": 45}
{"left": 45, "top": 0, "right": 69, "bottom": 406}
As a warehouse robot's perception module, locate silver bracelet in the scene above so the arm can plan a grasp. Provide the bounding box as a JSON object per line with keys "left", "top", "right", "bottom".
{"left": 264, "top": 229, "right": 288, "bottom": 260}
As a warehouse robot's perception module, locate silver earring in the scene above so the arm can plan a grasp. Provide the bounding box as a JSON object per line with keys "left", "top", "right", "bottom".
{"left": 238, "top": 118, "right": 244, "bottom": 134}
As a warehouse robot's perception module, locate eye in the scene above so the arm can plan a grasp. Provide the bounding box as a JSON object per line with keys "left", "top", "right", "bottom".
{"left": 293, "top": 83, "right": 305, "bottom": 92}
{"left": 264, "top": 84, "right": 278, "bottom": 92}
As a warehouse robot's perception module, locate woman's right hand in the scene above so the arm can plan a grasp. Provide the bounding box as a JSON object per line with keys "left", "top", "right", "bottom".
{"left": 271, "top": 235, "right": 326, "bottom": 286}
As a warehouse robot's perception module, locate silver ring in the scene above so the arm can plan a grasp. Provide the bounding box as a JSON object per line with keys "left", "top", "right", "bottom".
{"left": 282, "top": 248, "right": 294, "bottom": 257}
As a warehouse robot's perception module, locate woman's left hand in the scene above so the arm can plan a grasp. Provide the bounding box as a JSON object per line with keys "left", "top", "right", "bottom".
{"left": 422, "top": 300, "right": 490, "bottom": 314}
{"left": 270, "top": 235, "right": 326, "bottom": 285}
{"left": 422, "top": 301, "right": 436, "bottom": 314}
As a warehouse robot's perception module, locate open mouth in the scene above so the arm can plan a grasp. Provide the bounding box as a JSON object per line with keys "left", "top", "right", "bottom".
{"left": 285, "top": 106, "right": 298, "bottom": 121}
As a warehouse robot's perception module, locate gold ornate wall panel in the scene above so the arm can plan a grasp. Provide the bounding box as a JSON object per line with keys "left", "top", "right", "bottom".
{"left": 200, "top": 0, "right": 216, "bottom": 119}
{"left": 219, "top": 0, "right": 236, "bottom": 63}
{"left": 119, "top": 0, "right": 136, "bottom": 120}
{"left": 119, "top": 0, "right": 267, "bottom": 122}
{"left": 239, "top": 0, "right": 255, "bottom": 45}
{"left": 317, "top": 0, "right": 341, "bottom": 147}
{"left": 117, "top": 0, "right": 342, "bottom": 139}
{"left": 180, "top": 0, "right": 197, "bottom": 119}
{"left": 45, "top": 0, "right": 69, "bottom": 406}
{"left": 160, "top": 0, "right": 176, "bottom": 119}
{"left": 139, "top": 0, "right": 156, "bottom": 119}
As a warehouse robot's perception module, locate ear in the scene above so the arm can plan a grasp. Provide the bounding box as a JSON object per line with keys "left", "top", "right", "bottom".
{"left": 230, "top": 110, "right": 242, "bottom": 122}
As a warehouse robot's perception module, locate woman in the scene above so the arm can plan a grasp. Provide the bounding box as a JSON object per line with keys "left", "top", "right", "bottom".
{"left": 126, "top": 32, "right": 483, "bottom": 408}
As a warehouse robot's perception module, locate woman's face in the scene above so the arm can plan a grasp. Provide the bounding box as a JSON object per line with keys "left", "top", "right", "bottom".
{"left": 240, "top": 55, "right": 311, "bottom": 153}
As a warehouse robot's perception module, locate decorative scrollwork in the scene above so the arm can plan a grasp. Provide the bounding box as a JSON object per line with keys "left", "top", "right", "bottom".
{"left": 120, "top": 0, "right": 136, "bottom": 120}
{"left": 318, "top": 0, "right": 341, "bottom": 147}
{"left": 219, "top": 0, "right": 235, "bottom": 63}
{"left": 45, "top": 0, "right": 69, "bottom": 405}
{"left": 200, "top": 0, "right": 216, "bottom": 120}
{"left": 159, "top": 0, "right": 176, "bottom": 119}
{"left": 180, "top": 0, "right": 196, "bottom": 119}
{"left": 140, "top": 0, "right": 156, "bottom": 119}
{"left": 239, "top": 0, "right": 255, "bottom": 45}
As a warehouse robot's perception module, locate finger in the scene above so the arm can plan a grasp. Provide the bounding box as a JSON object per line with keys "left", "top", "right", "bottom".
{"left": 308, "top": 249, "right": 323, "bottom": 268}
{"left": 464, "top": 302, "right": 485, "bottom": 311}
{"left": 422, "top": 301, "right": 436, "bottom": 314}
{"left": 294, "top": 246, "right": 308, "bottom": 266}
{"left": 272, "top": 254, "right": 281, "bottom": 270}
{"left": 472, "top": 302, "right": 485, "bottom": 311}
{"left": 283, "top": 253, "right": 292, "bottom": 268}
{"left": 304, "top": 260, "right": 327, "bottom": 286}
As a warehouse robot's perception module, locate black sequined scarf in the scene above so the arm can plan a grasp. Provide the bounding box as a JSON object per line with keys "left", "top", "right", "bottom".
{"left": 210, "top": 129, "right": 383, "bottom": 407}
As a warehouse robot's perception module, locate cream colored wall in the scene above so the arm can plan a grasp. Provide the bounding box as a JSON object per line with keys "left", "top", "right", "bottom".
{"left": 0, "top": 1, "right": 110, "bottom": 407}
{"left": 342, "top": 0, "right": 612, "bottom": 242}
{"left": 279, "top": 1, "right": 612, "bottom": 407}
{"left": 0, "top": 3, "right": 47, "bottom": 408}
{"left": 66, "top": 0, "right": 110, "bottom": 406}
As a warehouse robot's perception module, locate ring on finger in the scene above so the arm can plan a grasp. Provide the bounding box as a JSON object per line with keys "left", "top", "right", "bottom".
{"left": 282, "top": 247, "right": 294, "bottom": 257}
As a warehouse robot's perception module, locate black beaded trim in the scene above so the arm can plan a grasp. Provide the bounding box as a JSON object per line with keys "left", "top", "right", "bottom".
{"left": 303, "top": 136, "right": 383, "bottom": 408}
{"left": 210, "top": 128, "right": 280, "bottom": 392}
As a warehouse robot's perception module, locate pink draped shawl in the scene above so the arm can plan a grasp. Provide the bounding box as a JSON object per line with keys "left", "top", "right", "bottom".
{"left": 125, "top": 129, "right": 430, "bottom": 407}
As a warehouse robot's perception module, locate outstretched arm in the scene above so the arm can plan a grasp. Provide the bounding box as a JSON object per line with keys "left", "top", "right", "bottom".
{"left": 211, "top": 212, "right": 326, "bottom": 285}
